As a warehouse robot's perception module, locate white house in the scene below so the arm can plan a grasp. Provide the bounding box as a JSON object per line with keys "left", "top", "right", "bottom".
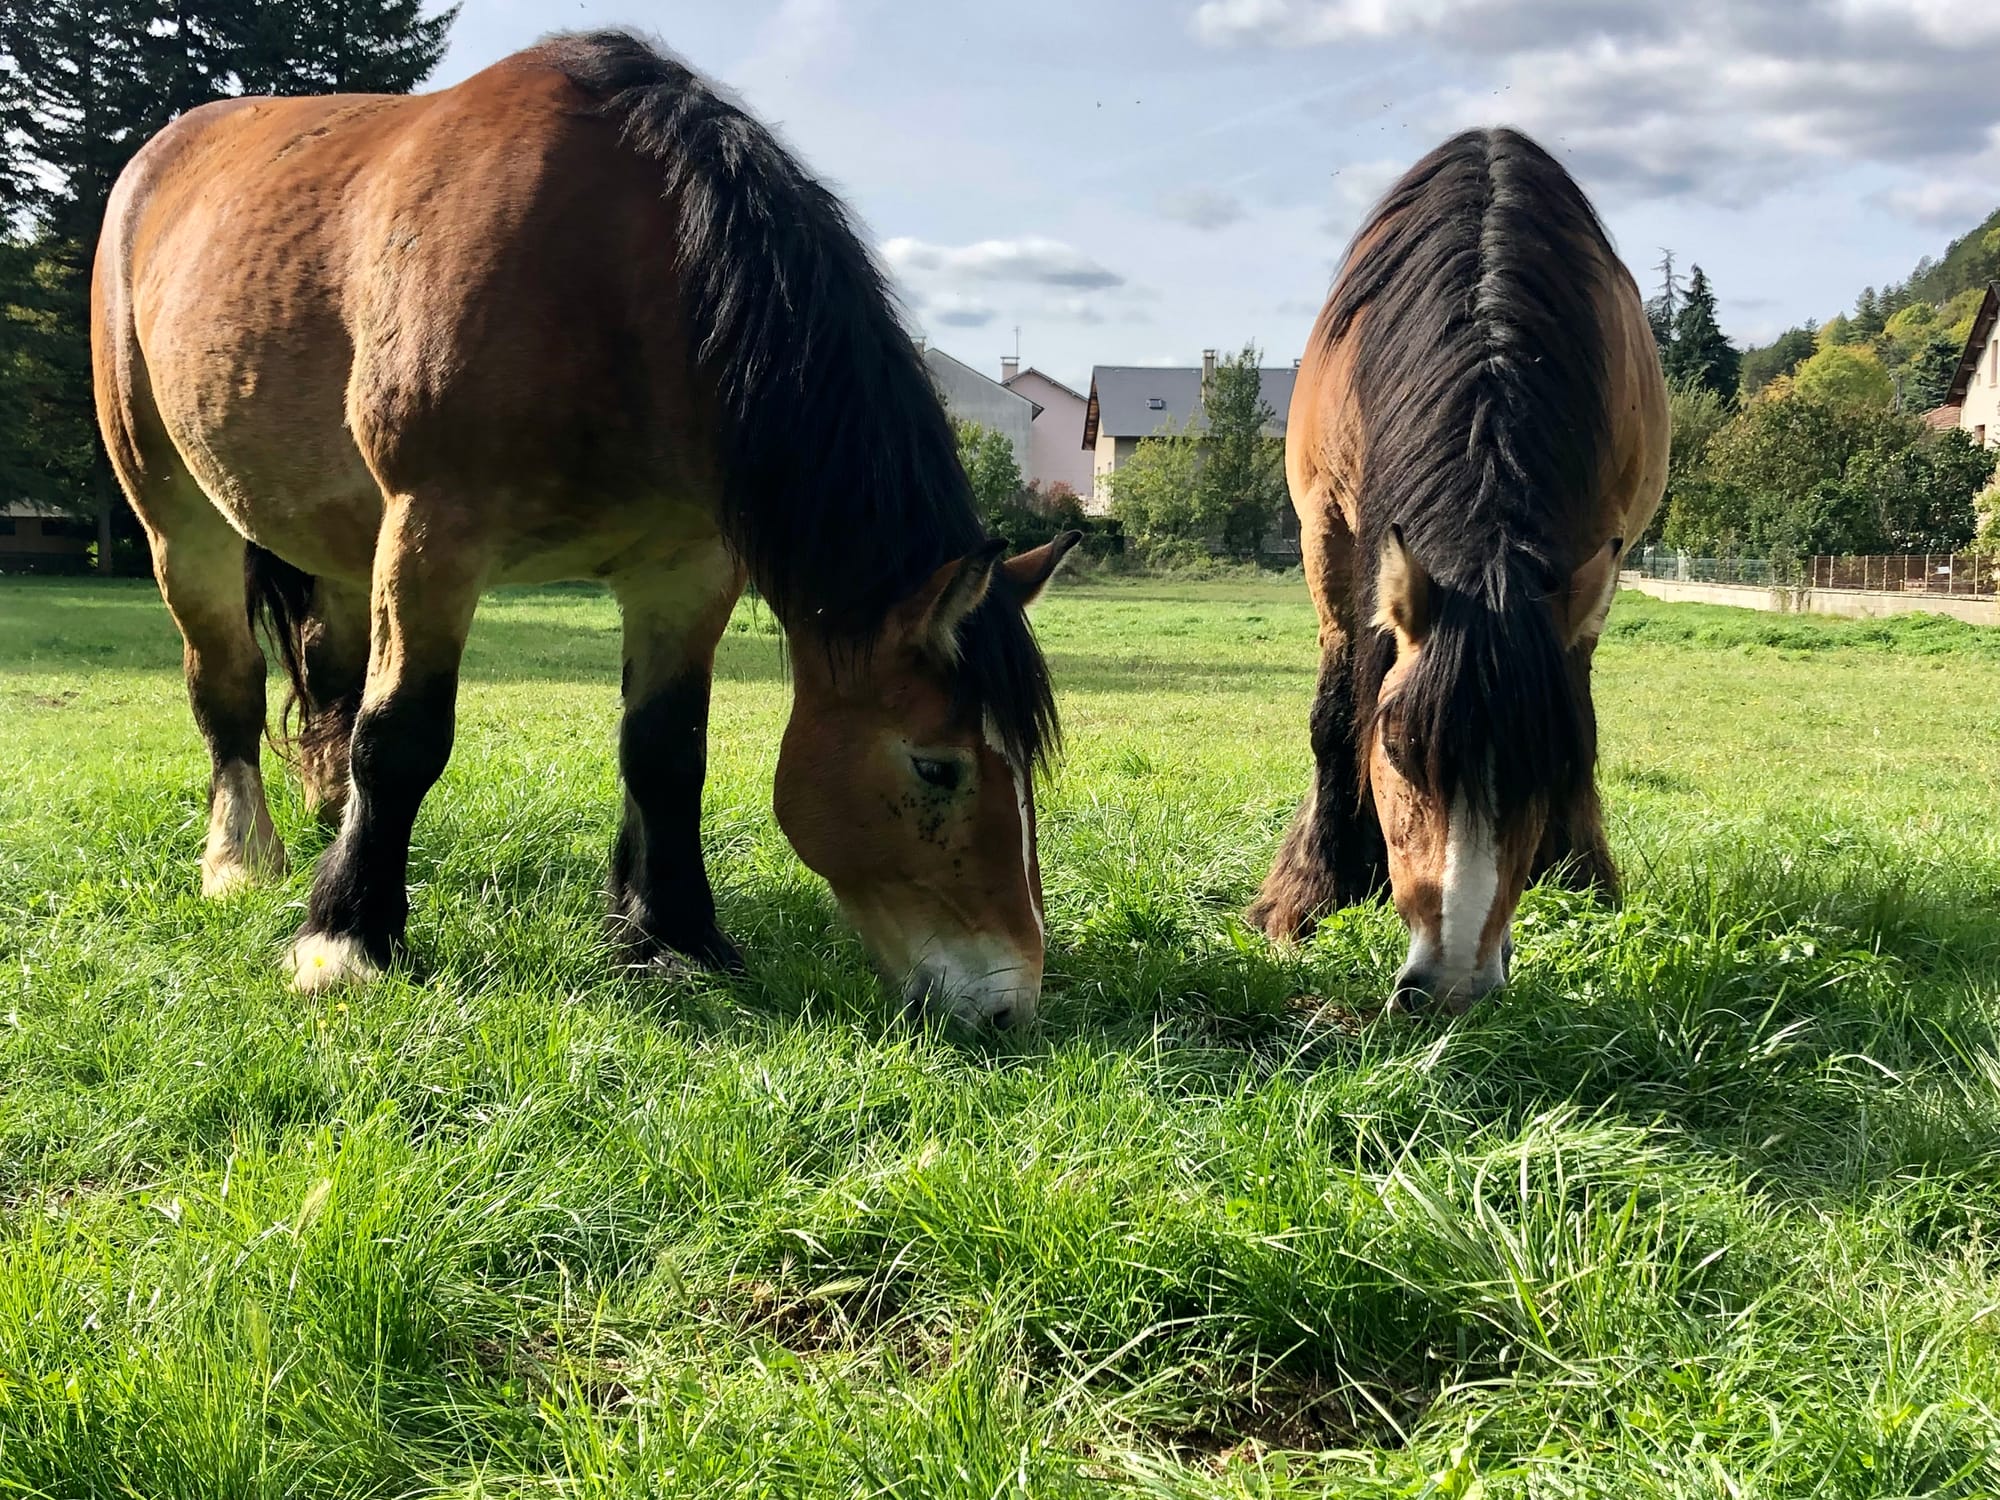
{"left": 1937, "top": 283, "right": 1999, "bottom": 449}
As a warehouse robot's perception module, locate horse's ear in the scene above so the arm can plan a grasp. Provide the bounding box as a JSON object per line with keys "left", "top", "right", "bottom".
{"left": 1562, "top": 537, "right": 1624, "bottom": 648}
{"left": 1000, "top": 530, "right": 1083, "bottom": 608}
{"left": 899, "top": 539, "right": 1009, "bottom": 659}
{"left": 1373, "top": 524, "right": 1430, "bottom": 642}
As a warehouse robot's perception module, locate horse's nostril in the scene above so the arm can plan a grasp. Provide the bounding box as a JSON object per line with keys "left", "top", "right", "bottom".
{"left": 989, "top": 1005, "right": 1014, "bottom": 1031}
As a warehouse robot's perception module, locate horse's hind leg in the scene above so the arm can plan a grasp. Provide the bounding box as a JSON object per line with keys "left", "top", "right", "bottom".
{"left": 607, "top": 542, "right": 745, "bottom": 974}
{"left": 1534, "top": 642, "right": 1619, "bottom": 900}
{"left": 295, "top": 579, "right": 369, "bottom": 824}
{"left": 141, "top": 501, "right": 287, "bottom": 896}
{"left": 1251, "top": 507, "right": 1387, "bottom": 941}
{"left": 289, "top": 503, "right": 483, "bottom": 991}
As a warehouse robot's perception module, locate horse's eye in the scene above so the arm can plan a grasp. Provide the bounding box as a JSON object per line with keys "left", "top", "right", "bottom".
{"left": 911, "top": 756, "right": 963, "bottom": 792}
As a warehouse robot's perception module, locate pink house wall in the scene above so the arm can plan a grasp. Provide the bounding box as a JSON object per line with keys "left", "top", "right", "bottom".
{"left": 1003, "top": 368, "right": 1095, "bottom": 500}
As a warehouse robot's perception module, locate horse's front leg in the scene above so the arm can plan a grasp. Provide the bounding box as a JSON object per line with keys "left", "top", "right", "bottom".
{"left": 1533, "top": 639, "right": 1620, "bottom": 900}
{"left": 289, "top": 505, "right": 483, "bottom": 991}
{"left": 1251, "top": 501, "right": 1389, "bottom": 942}
{"left": 608, "top": 543, "right": 746, "bottom": 974}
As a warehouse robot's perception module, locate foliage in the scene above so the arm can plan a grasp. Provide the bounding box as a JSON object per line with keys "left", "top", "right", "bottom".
{"left": 952, "top": 418, "right": 1024, "bottom": 525}
{"left": 10, "top": 576, "right": 2000, "bottom": 1491}
{"left": 1738, "top": 324, "right": 1816, "bottom": 397}
{"left": 1197, "top": 342, "right": 1287, "bottom": 557}
{"left": 1740, "top": 205, "right": 1998, "bottom": 414}
{"left": 1900, "top": 332, "right": 1964, "bottom": 412}
{"left": 1790, "top": 343, "right": 1894, "bottom": 410}
{"left": 1664, "top": 385, "right": 1995, "bottom": 558}
{"left": 1108, "top": 414, "right": 1207, "bottom": 564}
{"left": 1660, "top": 265, "right": 1739, "bottom": 398}
{"left": 1107, "top": 343, "right": 1285, "bottom": 563}
{"left": 1648, "top": 376, "right": 1731, "bottom": 548}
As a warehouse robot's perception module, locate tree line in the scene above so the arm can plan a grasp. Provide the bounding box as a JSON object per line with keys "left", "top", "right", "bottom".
{"left": 1, "top": 0, "right": 457, "bottom": 567}
{"left": 1648, "top": 236, "right": 2000, "bottom": 563}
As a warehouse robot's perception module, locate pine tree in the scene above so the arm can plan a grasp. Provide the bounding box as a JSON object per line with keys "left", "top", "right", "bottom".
{"left": 1646, "top": 248, "right": 1681, "bottom": 351}
{"left": 1662, "top": 265, "right": 1740, "bottom": 400}
{"left": 235, "top": 0, "right": 457, "bottom": 95}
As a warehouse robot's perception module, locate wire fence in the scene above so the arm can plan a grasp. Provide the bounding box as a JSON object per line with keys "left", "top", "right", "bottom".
{"left": 1632, "top": 548, "right": 1999, "bottom": 596}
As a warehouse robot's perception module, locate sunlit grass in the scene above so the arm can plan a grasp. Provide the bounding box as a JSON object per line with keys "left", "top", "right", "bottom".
{"left": 2, "top": 574, "right": 1998, "bottom": 1495}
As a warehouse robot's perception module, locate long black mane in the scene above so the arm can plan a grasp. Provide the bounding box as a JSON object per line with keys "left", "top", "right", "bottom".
{"left": 1327, "top": 128, "right": 1614, "bottom": 829}
{"left": 540, "top": 31, "right": 1057, "bottom": 772}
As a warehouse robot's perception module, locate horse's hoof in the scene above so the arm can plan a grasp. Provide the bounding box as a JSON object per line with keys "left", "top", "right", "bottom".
{"left": 201, "top": 841, "right": 287, "bottom": 898}
{"left": 289, "top": 932, "right": 381, "bottom": 993}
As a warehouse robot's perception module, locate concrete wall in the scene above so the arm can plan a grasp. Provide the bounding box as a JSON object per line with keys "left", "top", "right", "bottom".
{"left": 1963, "top": 322, "right": 2000, "bottom": 449}
{"left": 1004, "top": 370, "right": 1094, "bottom": 499}
{"left": 924, "top": 348, "right": 1035, "bottom": 475}
{"left": 1620, "top": 572, "right": 2000, "bottom": 626}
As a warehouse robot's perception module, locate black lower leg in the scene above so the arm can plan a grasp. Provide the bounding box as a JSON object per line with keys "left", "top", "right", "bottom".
{"left": 300, "top": 675, "right": 457, "bottom": 966}
{"left": 1251, "top": 644, "right": 1388, "bottom": 939}
{"left": 1535, "top": 646, "right": 1618, "bottom": 898}
{"left": 609, "top": 666, "right": 739, "bottom": 971}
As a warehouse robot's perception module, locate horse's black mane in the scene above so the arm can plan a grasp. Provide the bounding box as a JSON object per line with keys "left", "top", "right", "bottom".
{"left": 539, "top": 30, "right": 1057, "bottom": 772}
{"left": 1329, "top": 128, "right": 1614, "bottom": 829}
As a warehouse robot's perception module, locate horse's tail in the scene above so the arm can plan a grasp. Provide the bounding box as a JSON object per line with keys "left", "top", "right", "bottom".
{"left": 244, "top": 542, "right": 316, "bottom": 748}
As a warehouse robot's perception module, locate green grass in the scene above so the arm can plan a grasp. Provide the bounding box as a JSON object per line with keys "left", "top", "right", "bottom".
{"left": 3, "top": 574, "right": 2000, "bottom": 1497}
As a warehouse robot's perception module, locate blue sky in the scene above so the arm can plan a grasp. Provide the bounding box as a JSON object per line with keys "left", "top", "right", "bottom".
{"left": 435, "top": 1, "right": 2000, "bottom": 393}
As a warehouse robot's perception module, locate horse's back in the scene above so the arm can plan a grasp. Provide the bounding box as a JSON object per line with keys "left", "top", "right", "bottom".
{"left": 1290, "top": 131, "right": 1667, "bottom": 568}
{"left": 96, "top": 57, "right": 707, "bottom": 584}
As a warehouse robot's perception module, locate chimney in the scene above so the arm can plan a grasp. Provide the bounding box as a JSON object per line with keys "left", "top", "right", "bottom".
{"left": 1293, "top": 357, "right": 1302, "bottom": 370}
{"left": 1201, "top": 348, "right": 1217, "bottom": 388}
{"left": 1001, "top": 355, "right": 1020, "bottom": 383}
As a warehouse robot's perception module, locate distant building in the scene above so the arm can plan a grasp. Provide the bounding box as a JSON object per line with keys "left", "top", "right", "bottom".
{"left": 1081, "top": 351, "right": 1297, "bottom": 514}
{"left": 1938, "top": 283, "right": 1999, "bottom": 449}
{"left": 922, "top": 344, "right": 1039, "bottom": 477}
{"left": 0, "top": 502, "right": 94, "bottom": 573}
{"left": 999, "top": 358, "right": 1093, "bottom": 499}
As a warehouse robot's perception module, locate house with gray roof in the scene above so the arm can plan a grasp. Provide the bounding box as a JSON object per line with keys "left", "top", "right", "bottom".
{"left": 922, "top": 344, "right": 1040, "bottom": 478}
{"left": 1080, "top": 350, "right": 1296, "bottom": 514}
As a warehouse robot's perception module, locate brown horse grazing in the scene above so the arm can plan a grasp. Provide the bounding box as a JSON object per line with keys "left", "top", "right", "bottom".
{"left": 1250, "top": 128, "right": 1668, "bottom": 1013}
{"left": 92, "top": 31, "right": 1079, "bottom": 1028}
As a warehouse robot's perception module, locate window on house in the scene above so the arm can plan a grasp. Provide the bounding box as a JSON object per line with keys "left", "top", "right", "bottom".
{"left": 0, "top": 518, "right": 17, "bottom": 536}
{"left": 1978, "top": 425, "right": 1989, "bottom": 447}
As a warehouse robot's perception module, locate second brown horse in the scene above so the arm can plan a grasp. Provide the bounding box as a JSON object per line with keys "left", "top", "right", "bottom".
{"left": 1252, "top": 128, "right": 1668, "bottom": 1011}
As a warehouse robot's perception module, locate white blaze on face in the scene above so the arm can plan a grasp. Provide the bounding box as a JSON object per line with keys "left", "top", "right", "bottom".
{"left": 1401, "top": 795, "right": 1508, "bottom": 1004}
{"left": 1439, "top": 799, "right": 1500, "bottom": 979}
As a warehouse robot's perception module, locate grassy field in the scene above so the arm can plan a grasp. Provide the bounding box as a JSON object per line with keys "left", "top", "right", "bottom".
{"left": 3, "top": 572, "right": 2000, "bottom": 1497}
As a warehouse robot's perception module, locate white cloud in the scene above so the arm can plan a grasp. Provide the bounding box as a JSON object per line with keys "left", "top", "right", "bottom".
{"left": 924, "top": 292, "right": 997, "bottom": 328}
{"left": 883, "top": 236, "right": 1125, "bottom": 289}
{"left": 1191, "top": 0, "right": 2000, "bottom": 208}
{"left": 1157, "top": 186, "right": 1246, "bottom": 230}
{"left": 1878, "top": 174, "right": 2000, "bottom": 229}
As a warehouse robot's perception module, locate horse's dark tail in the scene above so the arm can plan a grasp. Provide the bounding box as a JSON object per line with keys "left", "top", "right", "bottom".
{"left": 244, "top": 542, "right": 315, "bottom": 747}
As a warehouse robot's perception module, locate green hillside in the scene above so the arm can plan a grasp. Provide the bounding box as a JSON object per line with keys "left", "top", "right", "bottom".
{"left": 1739, "top": 206, "right": 2000, "bottom": 407}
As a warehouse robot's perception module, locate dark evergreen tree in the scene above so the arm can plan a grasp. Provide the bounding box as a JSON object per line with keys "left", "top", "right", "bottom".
{"left": 1903, "top": 331, "right": 1966, "bottom": 413}
{"left": 1662, "top": 265, "right": 1740, "bottom": 400}
{"left": 234, "top": 0, "right": 457, "bottom": 95}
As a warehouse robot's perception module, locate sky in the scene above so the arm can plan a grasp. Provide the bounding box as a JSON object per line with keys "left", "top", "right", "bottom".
{"left": 434, "top": 0, "right": 2000, "bottom": 394}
